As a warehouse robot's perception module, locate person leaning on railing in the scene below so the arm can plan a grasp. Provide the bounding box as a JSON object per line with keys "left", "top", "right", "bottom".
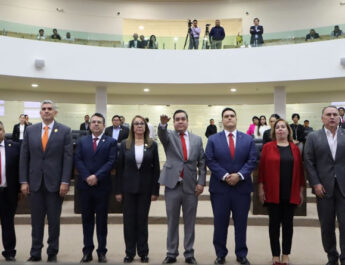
{"left": 250, "top": 18, "right": 264, "bottom": 47}
{"left": 147, "top": 35, "right": 158, "bottom": 49}
{"left": 331, "top": 25, "right": 344, "bottom": 38}
{"left": 305, "top": 29, "right": 319, "bottom": 41}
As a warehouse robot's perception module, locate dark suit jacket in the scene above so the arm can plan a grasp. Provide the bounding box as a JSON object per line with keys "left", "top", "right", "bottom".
{"left": 12, "top": 123, "right": 28, "bottom": 142}
{"left": 19, "top": 121, "right": 73, "bottom": 192}
{"left": 104, "top": 125, "right": 129, "bottom": 143}
{"left": 80, "top": 122, "right": 91, "bottom": 131}
{"left": 250, "top": 25, "right": 264, "bottom": 44}
{"left": 305, "top": 128, "right": 345, "bottom": 197}
{"left": 129, "top": 40, "right": 141, "bottom": 48}
{"left": 138, "top": 40, "right": 148, "bottom": 48}
{"left": 305, "top": 33, "right": 320, "bottom": 41}
{"left": 205, "top": 130, "right": 257, "bottom": 194}
{"left": 263, "top": 129, "right": 272, "bottom": 145}
{"left": 115, "top": 140, "right": 160, "bottom": 196}
{"left": 290, "top": 123, "right": 305, "bottom": 143}
{"left": 75, "top": 134, "right": 117, "bottom": 191}
{"left": 3, "top": 140, "right": 20, "bottom": 207}
{"left": 205, "top": 125, "right": 217, "bottom": 138}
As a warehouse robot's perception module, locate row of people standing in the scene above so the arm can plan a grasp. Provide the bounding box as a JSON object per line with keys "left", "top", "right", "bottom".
{"left": 129, "top": 34, "right": 159, "bottom": 49}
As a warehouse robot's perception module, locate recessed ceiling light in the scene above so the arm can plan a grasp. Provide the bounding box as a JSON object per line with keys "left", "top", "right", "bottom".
{"left": 31, "top": 83, "right": 39, "bottom": 88}
{"left": 174, "top": 37, "right": 179, "bottom": 41}
{"left": 143, "top": 88, "right": 150, "bottom": 92}
{"left": 139, "top": 25, "right": 144, "bottom": 30}
{"left": 230, "top": 88, "right": 237, "bottom": 92}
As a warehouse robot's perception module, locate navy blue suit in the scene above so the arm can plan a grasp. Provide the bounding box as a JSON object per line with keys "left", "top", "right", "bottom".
{"left": 75, "top": 134, "right": 117, "bottom": 256}
{"left": 205, "top": 131, "right": 257, "bottom": 259}
{"left": 0, "top": 140, "right": 20, "bottom": 259}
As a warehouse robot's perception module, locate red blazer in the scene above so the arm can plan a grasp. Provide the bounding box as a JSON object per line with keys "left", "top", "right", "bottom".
{"left": 258, "top": 141, "right": 305, "bottom": 205}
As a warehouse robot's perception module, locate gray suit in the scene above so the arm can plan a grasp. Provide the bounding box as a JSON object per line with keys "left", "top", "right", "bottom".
{"left": 305, "top": 128, "right": 345, "bottom": 264}
{"left": 158, "top": 125, "right": 206, "bottom": 259}
{"left": 20, "top": 121, "right": 73, "bottom": 257}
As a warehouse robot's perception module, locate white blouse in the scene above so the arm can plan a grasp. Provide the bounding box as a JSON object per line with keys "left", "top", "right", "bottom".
{"left": 19, "top": 124, "right": 25, "bottom": 140}
{"left": 135, "top": 144, "right": 144, "bottom": 169}
{"left": 254, "top": 125, "right": 270, "bottom": 139}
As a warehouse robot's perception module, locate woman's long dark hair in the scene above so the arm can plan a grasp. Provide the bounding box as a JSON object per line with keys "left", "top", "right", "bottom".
{"left": 257, "top": 115, "right": 267, "bottom": 136}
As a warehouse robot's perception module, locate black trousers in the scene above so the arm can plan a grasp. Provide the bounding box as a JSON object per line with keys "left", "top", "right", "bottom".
{"left": 123, "top": 193, "right": 152, "bottom": 258}
{"left": 0, "top": 189, "right": 17, "bottom": 258}
{"left": 267, "top": 202, "right": 296, "bottom": 256}
{"left": 80, "top": 189, "right": 109, "bottom": 256}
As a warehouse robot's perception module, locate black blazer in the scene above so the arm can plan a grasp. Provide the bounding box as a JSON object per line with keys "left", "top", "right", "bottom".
{"left": 115, "top": 140, "right": 160, "bottom": 196}
{"left": 104, "top": 125, "right": 129, "bottom": 143}
{"left": 80, "top": 122, "right": 91, "bottom": 131}
{"left": 129, "top": 40, "right": 141, "bottom": 48}
{"left": 263, "top": 129, "right": 272, "bottom": 145}
{"left": 290, "top": 123, "right": 305, "bottom": 142}
{"left": 3, "top": 140, "right": 20, "bottom": 207}
{"left": 250, "top": 25, "right": 264, "bottom": 45}
{"left": 12, "top": 123, "right": 28, "bottom": 142}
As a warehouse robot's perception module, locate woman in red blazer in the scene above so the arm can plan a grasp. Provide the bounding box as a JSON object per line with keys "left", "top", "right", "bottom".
{"left": 258, "top": 119, "right": 305, "bottom": 265}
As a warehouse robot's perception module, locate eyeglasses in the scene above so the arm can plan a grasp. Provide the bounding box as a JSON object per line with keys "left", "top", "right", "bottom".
{"left": 133, "top": 122, "right": 145, "bottom": 126}
{"left": 41, "top": 107, "right": 53, "bottom": 111}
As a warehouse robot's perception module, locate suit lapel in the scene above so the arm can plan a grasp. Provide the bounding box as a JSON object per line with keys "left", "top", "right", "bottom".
{"left": 335, "top": 129, "right": 344, "bottom": 161}
{"left": 174, "top": 130, "right": 184, "bottom": 160}
{"left": 45, "top": 122, "right": 58, "bottom": 152}
{"left": 235, "top": 131, "right": 242, "bottom": 160}
{"left": 219, "top": 131, "right": 232, "bottom": 160}
{"left": 320, "top": 129, "right": 334, "bottom": 161}
{"left": 37, "top": 123, "right": 44, "bottom": 153}
{"left": 94, "top": 135, "right": 106, "bottom": 154}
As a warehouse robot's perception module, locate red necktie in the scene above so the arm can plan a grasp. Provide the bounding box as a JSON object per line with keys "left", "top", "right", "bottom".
{"left": 93, "top": 138, "right": 98, "bottom": 152}
{"left": 180, "top": 132, "right": 188, "bottom": 178}
{"left": 229, "top": 133, "right": 235, "bottom": 159}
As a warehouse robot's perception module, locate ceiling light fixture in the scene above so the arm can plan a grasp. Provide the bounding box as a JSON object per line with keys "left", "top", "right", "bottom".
{"left": 230, "top": 88, "right": 237, "bottom": 92}
{"left": 31, "top": 83, "right": 39, "bottom": 88}
{"left": 143, "top": 88, "right": 150, "bottom": 92}
{"left": 139, "top": 25, "right": 144, "bottom": 30}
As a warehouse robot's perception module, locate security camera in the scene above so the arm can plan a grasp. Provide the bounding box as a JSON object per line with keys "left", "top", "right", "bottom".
{"left": 117, "top": 11, "right": 120, "bottom": 15}
{"left": 245, "top": 11, "right": 249, "bottom": 15}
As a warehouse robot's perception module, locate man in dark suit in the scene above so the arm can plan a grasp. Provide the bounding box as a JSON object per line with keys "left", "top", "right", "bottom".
{"left": 158, "top": 110, "right": 206, "bottom": 265}
{"left": 250, "top": 18, "right": 264, "bottom": 47}
{"left": 20, "top": 100, "right": 73, "bottom": 262}
{"left": 305, "top": 29, "right": 320, "bottom": 41}
{"left": 205, "top": 107, "right": 257, "bottom": 265}
{"left": 339, "top": 107, "right": 345, "bottom": 128}
{"left": 305, "top": 106, "right": 345, "bottom": 265}
{"left": 205, "top": 119, "right": 217, "bottom": 138}
{"left": 80, "top": 114, "right": 91, "bottom": 132}
{"left": 104, "top": 115, "right": 129, "bottom": 143}
{"left": 128, "top": 33, "right": 141, "bottom": 48}
{"left": 12, "top": 114, "right": 28, "bottom": 143}
{"left": 0, "top": 121, "right": 20, "bottom": 261}
{"left": 75, "top": 113, "right": 117, "bottom": 263}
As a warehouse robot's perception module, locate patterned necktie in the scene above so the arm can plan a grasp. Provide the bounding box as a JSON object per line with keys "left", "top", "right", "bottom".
{"left": 93, "top": 138, "right": 98, "bottom": 152}
{"left": 229, "top": 133, "right": 235, "bottom": 159}
{"left": 42, "top": 126, "right": 49, "bottom": 152}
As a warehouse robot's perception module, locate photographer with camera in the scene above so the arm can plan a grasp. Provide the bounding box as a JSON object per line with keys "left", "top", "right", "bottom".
{"left": 209, "top": 20, "right": 225, "bottom": 49}
{"left": 189, "top": 19, "right": 201, "bottom": 50}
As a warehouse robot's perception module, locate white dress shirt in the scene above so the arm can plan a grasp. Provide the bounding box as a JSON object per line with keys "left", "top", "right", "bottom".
{"left": 135, "top": 144, "right": 144, "bottom": 169}
{"left": 0, "top": 140, "right": 7, "bottom": 187}
{"left": 324, "top": 127, "right": 338, "bottom": 161}
{"left": 223, "top": 129, "right": 244, "bottom": 180}
{"left": 41, "top": 121, "right": 55, "bottom": 138}
{"left": 19, "top": 124, "right": 25, "bottom": 140}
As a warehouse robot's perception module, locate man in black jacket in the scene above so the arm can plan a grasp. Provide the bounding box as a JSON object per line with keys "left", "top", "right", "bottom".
{"left": 209, "top": 20, "right": 225, "bottom": 49}
{"left": 205, "top": 119, "right": 217, "bottom": 138}
{"left": 80, "top": 115, "right": 91, "bottom": 132}
{"left": 0, "top": 121, "right": 20, "bottom": 261}
{"left": 104, "top": 115, "right": 129, "bottom": 143}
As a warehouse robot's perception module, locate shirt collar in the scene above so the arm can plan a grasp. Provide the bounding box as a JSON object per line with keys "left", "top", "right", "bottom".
{"left": 92, "top": 133, "right": 104, "bottom": 140}
{"left": 42, "top": 121, "right": 54, "bottom": 129}
{"left": 178, "top": 131, "right": 189, "bottom": 137}
{"left": 224, "top": 129, "right": 237, "bottom": 138}
{"left": 113, "top": 125, "right": 121, "bottom": 130}
{"left": 324, "top": 127, "right": 338, "bottom": 138}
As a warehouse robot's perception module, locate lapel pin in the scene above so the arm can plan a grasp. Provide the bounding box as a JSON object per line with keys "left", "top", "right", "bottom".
{"left": 102, "top": 139, "right": 105, "bottom": 142}
{"left": 8, "top": 143, "right": 11, "bottom": 147}
{"left": 54, "top": 128, "right": 58, "bottom": 133}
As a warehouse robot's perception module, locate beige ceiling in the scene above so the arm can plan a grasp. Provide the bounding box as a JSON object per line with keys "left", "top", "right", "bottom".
{"left": 0, "top": 75, "right": 344, "bottom": 96}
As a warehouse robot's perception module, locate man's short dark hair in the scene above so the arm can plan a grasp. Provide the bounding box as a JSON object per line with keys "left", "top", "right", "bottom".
{"left": 91, "top": 113, "right": 105, "bottom": 124}
{"left": 193, "top": 19, "right": 197, "bottom": 23}
{"left": 222, "top": 107, "right": 237, "bottom": 118}
{"left": 19, "top": 114, "right": 25, "bottom": 118}
{"left": 292, "top": 113, "right": 300, "bottom": 120}
{"left": 210, "top": 119, "right": 214, "bottom": 122}
{"left": 304, "top": 120, "right": 309, "bottom": 123}
{"left": 39, "top": 29, "right": 44, "bottom": 32}
{"left": 112, "top": 115, "right": 121, "bottom": 121}
{"left": 270, "top": 113, "right": 280, "bottom": 119}
{"left": 173, "top": 110, "right": 188, "bottom": 120}
{"left": 84, "top": 114, "right": 89, "bottom": 118}
{"left": 145, "top": 118, "right": 149, "bottom": 122}
{"left": 338, "top": 107, "right": 345, "bottom": 111}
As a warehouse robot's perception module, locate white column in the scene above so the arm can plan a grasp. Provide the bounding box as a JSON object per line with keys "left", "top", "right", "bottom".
{"left": 274, "top": 86, "right": 286, "bottom": 119}
{"left": 95, "top": 86, "right": 107, "bottom": 121}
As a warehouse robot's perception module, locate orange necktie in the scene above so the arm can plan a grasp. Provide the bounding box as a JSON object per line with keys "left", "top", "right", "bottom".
{"left": 42, "top": 126, "right": 49, "bottom": 151}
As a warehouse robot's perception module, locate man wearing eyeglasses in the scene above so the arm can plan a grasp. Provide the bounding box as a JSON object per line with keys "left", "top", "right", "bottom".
{"left": 20, "top": 100, "right": 73, "bottom": 262}
{"left": 158, "top": 110, "right": 206, "bottom": 264}
{"left": 75, "top": 113, "right": 117, "bottom": 263}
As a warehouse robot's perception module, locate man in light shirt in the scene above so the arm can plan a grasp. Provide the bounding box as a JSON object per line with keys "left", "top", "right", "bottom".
{"left": 20, "top": 100, "right": 73, "bottom": 262}
{"left": 189, "top": 19, "right": 201, "bottom": 50}
{"left": 0, "top": 121, "right": 20, "bottom": 261}
{"left": 305, "top": 106, "right": 345, "bottom": 265}
{"left": 145, "top": 118, "right": 156, "bottom": 140}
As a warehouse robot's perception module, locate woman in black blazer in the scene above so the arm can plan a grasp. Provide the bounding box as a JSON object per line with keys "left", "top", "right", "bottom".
{"left": 250, "top": 17, "right": 264, "bottom": 46}
{"left": 115, "top": 115, "right": 160, "bottom": 263}
{"left": 12, "top": 114, "right": 28, "bottom": 143}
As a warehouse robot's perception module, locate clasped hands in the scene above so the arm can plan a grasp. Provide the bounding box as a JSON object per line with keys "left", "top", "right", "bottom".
{"left": 225, "top": 173, "right": 241, "bottom": 186}
{"left": 86, "top": 174, "right": 98, "bottom": 186}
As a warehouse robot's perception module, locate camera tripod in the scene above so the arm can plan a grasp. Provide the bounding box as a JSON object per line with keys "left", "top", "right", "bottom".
{"left": 183, "top": 26, "right": 196, "bottom": 49}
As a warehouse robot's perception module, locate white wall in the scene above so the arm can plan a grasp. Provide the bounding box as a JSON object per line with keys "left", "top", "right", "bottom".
{"left": 1, "top": 36, "right": 345, "bottom": 84}
{"left": 0, "top": 0, "right": 344, "bottom": 35}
